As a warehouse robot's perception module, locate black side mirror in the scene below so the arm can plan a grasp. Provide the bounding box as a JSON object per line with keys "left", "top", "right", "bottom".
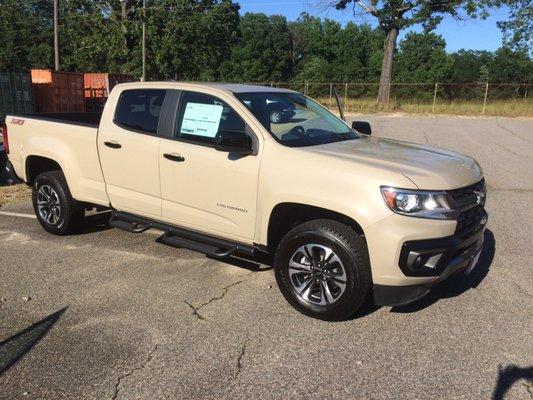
{"left": 214, "top": 130, "right": 253, "bottom": 155}
{"left": 352, "top": 121, "right": 372, "bottom": 136}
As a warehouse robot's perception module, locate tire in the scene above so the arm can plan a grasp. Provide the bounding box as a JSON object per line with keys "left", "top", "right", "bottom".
{"left": 274, "top": 219, "right": 372, "bottom": 321}
{"left": 32, "top": 170, "right": 85, "bottom": 235}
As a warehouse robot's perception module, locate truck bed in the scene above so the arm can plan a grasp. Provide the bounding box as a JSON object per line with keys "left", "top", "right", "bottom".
{"left": 18, "top": 111, "right": 103, "bottom": 128}
{"left": 6, "top": 111, "right": 108, "bottom": 206}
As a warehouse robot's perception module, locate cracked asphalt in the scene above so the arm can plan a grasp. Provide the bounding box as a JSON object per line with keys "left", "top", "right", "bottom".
{"left": 0, "top": 115, "right": 532, "bottom": 400}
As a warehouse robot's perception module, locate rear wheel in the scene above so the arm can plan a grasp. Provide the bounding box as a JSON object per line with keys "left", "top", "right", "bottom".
{"left": 274, "top": 219, "right": 372, "bottom": 321}
{"left": 32, "top": 170, "right": 85, "bottom": 235}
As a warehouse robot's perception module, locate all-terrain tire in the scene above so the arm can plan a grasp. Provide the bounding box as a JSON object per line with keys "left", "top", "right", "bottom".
{"left": 32, "top": 170, "right": 85, "bottom": 235}
{"left": 274, "top": 219, "right": 372, "bottom": 321}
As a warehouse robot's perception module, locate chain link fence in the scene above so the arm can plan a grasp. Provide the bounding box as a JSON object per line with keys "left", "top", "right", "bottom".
{"left": 250, "top": 82, "right": 531, "bottom": 117}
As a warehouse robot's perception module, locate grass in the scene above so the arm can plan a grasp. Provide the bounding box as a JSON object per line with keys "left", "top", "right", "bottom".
{"left": 316, "top": 97, "right": 533, "bottom": 117}
{"left": 0, "top": 184, "right": 31, "bottom": 207}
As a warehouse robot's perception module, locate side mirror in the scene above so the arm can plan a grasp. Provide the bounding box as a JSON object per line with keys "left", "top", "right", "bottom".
{"left": 352, "top": 121, "right": 372, "bottom": 136}
{"left": 214, "top": 130, "right": 253, "bottom": 155}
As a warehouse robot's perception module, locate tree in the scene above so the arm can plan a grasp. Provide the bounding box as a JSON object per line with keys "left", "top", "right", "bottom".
{"left": 332, "top": 0, "right": 493, "bottom": 104}
{"left": 490, "top": 46, "right": 533, "bottom": 83}
{"left": 496, "top": 0, "right": 532, "bottom": 56}
{"left": 394, "top": 32, "right": 453, "bottom": 83}
{"left": 0, "top": 0, "right": 54, "bottom": 69}
{"left": 448, "top": 50, "right": 494, "bottom": 83}
{"left": 145, "top": 0, "right": 240, "bottom": 80}
{"left": 288, "top": 13, "right": 383, "bottom": 82}
{"left": 220, "top": 13, "right": 293, "bottom": 82}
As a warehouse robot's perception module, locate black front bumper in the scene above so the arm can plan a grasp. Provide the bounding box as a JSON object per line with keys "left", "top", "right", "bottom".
{"left": 374, "top": 216, "right": 487, "bottom": 307}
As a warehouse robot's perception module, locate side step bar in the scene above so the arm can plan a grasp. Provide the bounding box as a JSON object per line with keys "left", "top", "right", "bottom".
{"left": 108, "top": 213, "right": 152, "bottom": 233}
{"left": 109, "top": 211, "right": 257, "bottom": 258}
{"left": 157, "top": 233, "right": 237, "bottom": 258}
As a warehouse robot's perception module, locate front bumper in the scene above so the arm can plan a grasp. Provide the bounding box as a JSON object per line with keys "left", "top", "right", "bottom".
{"left": 373, "top": 218, "right": 486, "bottom": 306}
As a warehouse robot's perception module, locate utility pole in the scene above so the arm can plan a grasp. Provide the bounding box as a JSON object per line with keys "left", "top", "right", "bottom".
{"left": 54, "top": 0, "right": 59, "bottom": 70}
{"left": 141, "top": 0, "right": 146, "bottom": 81}
{"left": 121, "top": 0, "right": 126, "bottom": 19}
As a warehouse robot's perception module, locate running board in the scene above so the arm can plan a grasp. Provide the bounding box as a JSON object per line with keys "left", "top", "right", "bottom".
{"left": 109, "top": 211, "right": 256, "bottom": 258}
{"left": 108, "top": 213, "right": 152, "bottom": 233}
{"left": 157, "top": 233, "right": 237, "bottom": 258}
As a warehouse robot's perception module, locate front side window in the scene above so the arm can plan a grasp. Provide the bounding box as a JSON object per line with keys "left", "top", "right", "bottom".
{"left": 114, "top": 89, "right": 166, "bottom": 134}
{"left": 174, "top": 92, "right": 246, "bottom": 145}
{"left": 235, "top": 92, "right": 359, "bottom": 147}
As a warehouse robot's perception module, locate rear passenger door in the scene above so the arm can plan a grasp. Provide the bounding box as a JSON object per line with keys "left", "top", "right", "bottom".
{"left": 159, "top": 91, "right": 260, "bottom": 241}
{"left": 98, "top": 89, "right": 167, "bottom": 217}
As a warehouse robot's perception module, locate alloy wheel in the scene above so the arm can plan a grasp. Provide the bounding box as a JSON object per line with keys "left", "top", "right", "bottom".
{"left": 37, "top": 184, "right": 61, "bottom": 225}
{"left": 288, "top": 243, "right": 347, "bottom": 305}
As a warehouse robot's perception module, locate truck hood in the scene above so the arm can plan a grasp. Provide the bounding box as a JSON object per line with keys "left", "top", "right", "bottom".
{"left": 304, "top": 136, "right": 482, "bottom": 190}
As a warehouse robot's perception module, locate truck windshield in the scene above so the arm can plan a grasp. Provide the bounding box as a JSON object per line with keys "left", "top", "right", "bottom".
{"left": 234, "top": 92, "right": 359, "bottom": 147}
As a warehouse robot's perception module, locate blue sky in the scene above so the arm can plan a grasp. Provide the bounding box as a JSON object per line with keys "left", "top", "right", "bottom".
{"left": 238, "top": 1, "right": 510, "bottom": 53}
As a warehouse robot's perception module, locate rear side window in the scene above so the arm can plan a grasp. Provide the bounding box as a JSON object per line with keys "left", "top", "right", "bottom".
{"left": 114, "top": 89, "right": 166, "bottom": 134}
{"left": 174, "top": 91, "right": 246, "bottom": 145}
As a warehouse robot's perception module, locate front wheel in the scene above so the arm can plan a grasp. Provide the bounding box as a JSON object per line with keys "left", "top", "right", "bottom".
{"left": 274, "top": 220, "right": 372, "bottom": 321}
{"left": 32, "top": 170, "right": 85, "bottom": 235}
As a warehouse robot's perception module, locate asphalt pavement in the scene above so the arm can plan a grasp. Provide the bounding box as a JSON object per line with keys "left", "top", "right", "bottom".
{"left": 0, "top": 114, "right": 532, "bottom": 399}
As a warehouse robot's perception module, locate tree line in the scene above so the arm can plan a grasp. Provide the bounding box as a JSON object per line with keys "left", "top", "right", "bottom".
{"left": 0, "top": 0, "right": 531, "bottom": 89}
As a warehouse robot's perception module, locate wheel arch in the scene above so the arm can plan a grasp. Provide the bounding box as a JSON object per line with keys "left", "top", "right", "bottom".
{"left": 266, "top": 202, "right": 365, "bottom": 252}
{"left": 25, "top": 155, "right": 63, "bottom": 185}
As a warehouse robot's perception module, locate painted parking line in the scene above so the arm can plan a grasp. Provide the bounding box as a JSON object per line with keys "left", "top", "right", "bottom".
{"left": 0, "top": 210, "right": 161, "bottom": 236}
{"left": 0, "top": 211, "right": 37, "bottom": 219}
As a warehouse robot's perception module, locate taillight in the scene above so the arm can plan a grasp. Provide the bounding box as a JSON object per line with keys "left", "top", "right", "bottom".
{"left": 1, "top": 123, "right": 8, "bottom": 154}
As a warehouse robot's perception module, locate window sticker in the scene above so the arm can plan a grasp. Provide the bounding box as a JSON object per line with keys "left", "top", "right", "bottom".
{"left": 180, "top": 102, "right": 223, "bottom": 138}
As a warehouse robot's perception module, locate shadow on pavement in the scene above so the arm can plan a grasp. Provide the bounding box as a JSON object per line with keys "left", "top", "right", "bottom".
{"left": 391, "top": 229, "right": 496, "bottom": 313}
{"left": 74, "top": 211, "right": 113, "bottom": 235}
{"left": 0, "top": 307, "right": 67, "bottom": 375}
{"left": 492, "top": 364, "right": 533, "bottom": 400}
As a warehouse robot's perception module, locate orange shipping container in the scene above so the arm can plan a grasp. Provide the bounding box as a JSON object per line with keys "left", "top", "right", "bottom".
{"left": 31, "top": 69, "right": 84, "bottom": 113}
{"left": 84, "top": 73, "right": 133, "bottom": 99}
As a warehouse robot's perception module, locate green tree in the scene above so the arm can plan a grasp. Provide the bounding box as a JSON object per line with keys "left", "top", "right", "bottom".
{"left": 0, "top": 0, "right": 54, "bottom": 69}
{"left": 496, "top": 0, "right": 532, "bottom": 56}
{"left": 220, "top": 13, "right": 293, "bottom": 82}
{"left": 332, "top": 22, "right": 384, "bottom": 82}
{"left": 288, "top": 13, "right": 383, "bottom": 82}
{"left": 145, "top": 0, "right": 240, "bottom": 80}
{"left": 448, "top": 50, "right": 494, "bottom": 82}
{"left": 333, "top": 0, "right": 495, "bottom": 104}
{"left": 490, "top": 46, "right": 533, "bottom": 83}
{"left": 394, "top": 32, "right": 454, "bottom": 83}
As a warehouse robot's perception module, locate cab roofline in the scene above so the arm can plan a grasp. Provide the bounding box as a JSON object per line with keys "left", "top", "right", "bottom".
{"left": 112, "top": 81, "right": 296, "bottom": 94}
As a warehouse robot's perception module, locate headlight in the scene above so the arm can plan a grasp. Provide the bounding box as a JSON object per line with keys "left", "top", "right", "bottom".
{"left": 380, "top": 187, "right": 454, "bottom": 220}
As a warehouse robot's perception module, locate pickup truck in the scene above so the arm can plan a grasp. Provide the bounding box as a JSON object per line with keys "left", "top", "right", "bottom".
{"left": 3, "top": 82, "right": 487, "bottom": 320}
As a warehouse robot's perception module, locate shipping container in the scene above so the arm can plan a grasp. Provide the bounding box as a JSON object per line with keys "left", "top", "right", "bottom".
{"left": 84, "top": 73, "right": 133, "bottom": 99}
{"left": 31, "top": 69, "right": 84, "bottom": 113}
{"left": 0, "top": 71, "right": 34, "bottom": 123}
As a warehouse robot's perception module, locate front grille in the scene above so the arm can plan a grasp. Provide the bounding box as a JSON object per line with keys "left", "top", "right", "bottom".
{"left": 456, "top": 205, "right": 486, "bottom": 234}
{"left": 448, "top": 178, "right": 485, "bottom": 209}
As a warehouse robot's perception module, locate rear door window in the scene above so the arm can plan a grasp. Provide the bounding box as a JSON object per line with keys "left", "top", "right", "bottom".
{"left": 114, "top": 89, "right": 166, "bottom": 134}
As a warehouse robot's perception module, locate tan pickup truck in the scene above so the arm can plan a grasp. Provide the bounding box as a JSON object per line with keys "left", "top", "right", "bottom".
{"left": 3, "top": 82, "right": 487, "bottom": 320}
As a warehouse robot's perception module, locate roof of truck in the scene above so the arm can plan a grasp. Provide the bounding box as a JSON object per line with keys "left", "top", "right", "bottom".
{"left": 116, "top": 81, "right": 295, "bottom": 94}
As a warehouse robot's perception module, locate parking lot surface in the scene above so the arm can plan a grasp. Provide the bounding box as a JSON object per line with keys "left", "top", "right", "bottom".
{"left": 0, "top": 115, "right": 532, "bottom": 400}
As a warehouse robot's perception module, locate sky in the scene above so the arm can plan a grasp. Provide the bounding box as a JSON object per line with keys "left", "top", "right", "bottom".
{"left": 238, "top": 1, "right": 510, "bottom": 53}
